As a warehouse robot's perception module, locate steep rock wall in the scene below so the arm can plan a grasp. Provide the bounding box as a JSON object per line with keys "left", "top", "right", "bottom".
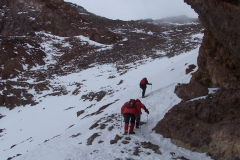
{"left": 154, "top": 89, "right": 240, "bottom": 160}
{"left": 188, "top": 0, "right": 240, "bottom": 89}
{"left": 154, "top": 1, "right": 240, "bottom": 160}
{"left": 186, "top": 0, "right": 240, "bottom": 89}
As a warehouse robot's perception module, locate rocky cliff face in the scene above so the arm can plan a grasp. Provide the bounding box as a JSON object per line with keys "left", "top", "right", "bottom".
{"left": 187, "top": 0, "right": 240, "bottom": 89}
{"left": 154, "top": 1, "right": 240, "bottom": 160}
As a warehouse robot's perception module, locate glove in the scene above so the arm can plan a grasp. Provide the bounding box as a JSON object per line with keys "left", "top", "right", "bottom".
{"left": 146, "top": 110, "right": 149, "bottom": 114}
{"left": 150, "top": 83, "right": 152, "bottom": 85}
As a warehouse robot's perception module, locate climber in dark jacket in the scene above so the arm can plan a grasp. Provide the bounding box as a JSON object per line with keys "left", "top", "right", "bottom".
{"left": 139, "top": 77, "right": 152, "bottom": 98}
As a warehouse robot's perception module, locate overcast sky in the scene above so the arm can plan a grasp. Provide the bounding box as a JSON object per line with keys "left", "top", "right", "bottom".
{"left": 64, "top": 0, "right": 198, "bottom": 21}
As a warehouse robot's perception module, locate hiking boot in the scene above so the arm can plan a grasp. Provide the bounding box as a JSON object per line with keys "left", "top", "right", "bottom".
{"left": 124, "top": 130, "right": 128, "bottom": 135}
{"left": 129, "top": 131, "right": 135, "bottom": 134}
{"left": 136, "top": 126, "right": 139, "bottom": 129}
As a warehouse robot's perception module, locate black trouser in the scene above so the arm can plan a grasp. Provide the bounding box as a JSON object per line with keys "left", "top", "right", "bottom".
{"left": 136, "top": 114, "right": 141, "bottom": 127}
{"left": 141, "top": 86, "right": 146, "bottom": 97}
{"left": 124, "top": 113, "right": 135, "bottom": 124}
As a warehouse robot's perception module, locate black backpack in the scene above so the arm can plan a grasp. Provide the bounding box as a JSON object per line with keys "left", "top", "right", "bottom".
{"left": 126, "top": 99, "right": 136, "bottom": 108}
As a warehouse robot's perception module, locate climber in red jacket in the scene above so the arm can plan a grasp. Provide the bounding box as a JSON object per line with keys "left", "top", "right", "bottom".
{"left": 139, "top": 77, "right": 152, "bottom": 98}
{"left": 121, "top": 99, "right": 149, "bottom": 134}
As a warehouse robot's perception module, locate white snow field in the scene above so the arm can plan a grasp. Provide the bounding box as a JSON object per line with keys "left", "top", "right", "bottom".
{"left": 0, "top": 45, "right": 213, "bottom": 160}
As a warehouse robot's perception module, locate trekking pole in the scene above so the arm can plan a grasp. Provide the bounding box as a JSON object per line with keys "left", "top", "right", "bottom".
{"left": 140, "top": 115, "right": 142, "bottom": 132}
{"left": 151, "top": 85, "right": 152, "bottom": 92}
{"left": 146, "top": 114, "right": 148, "bottom": 124}
{"left": 138, "top": 89, "right": 141, "bottom": 98}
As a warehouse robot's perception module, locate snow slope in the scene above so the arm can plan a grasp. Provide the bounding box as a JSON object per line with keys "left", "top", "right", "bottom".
{"left": 0, "top": 47, "right": 213, "bottom": 160}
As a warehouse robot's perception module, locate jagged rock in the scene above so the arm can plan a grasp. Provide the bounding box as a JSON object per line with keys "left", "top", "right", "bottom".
{"left": 81, "top": 91, "right": 107, "bottom": 102}
{"left": 121, "top": 140, "right": 129, "bottom": 144}
{"left": 110, "top": 140, "right": 117, "bottom": 144}
{"left": 190, "top": 30, "right": 240, "bottom": 89}
{"left": 140, "top": 141, "right": 162, "bottom": 155}
{"left": 100, "top": 124, "right": 107, "bottom": 129}
{"left": 1, "top": 59, "right": 23, "bottom": 80}
{"left": 154, "top": 89, "right": 240, "bottom": 160}
{"left": 0, "top": 128, "right": 5, "bottom": 134}
{"left": 64, "top": 107, "right": 75, "bottom": 111}
{"left": 0, "top": 114, "right": 5, "bottom": 119}
{"left": 67, "top": 125, "right": 74, "bottom": 130}
{"left": 133, "top": 146, "right": 140, "bottom": 156}
{"left": 34, "top": 82, "right": 50, "bottom": 94}
{"left": 117, "top": 80, "right": 123, "bottom": 85}
{"left": 77, "top": 110, "right": 84, "bottom": 117}
{"left": 114, "top": 134, "right": 122, "bottom": 141}
{"left": 0, "top": 94, "right": 4, "bottom": 106}
{"left": 87, "top": 133, "right": 100, "bottom": 145}
{"left": 0, "top": 37, "right": 46, "bottom": 79}
{"left": 83, "top": 101, "right": 118, "bottom": 119}
{"left": 87, "top": 28, "right": 122, "bottom": 45}
{"left": 98, "top": 140, "right": 104, "bottom": 144}
{"left": 186, "top": 64, "right": 196, "bottom": 74}
{"left": 89, "top": 122, "right": 99, "bottom": 130}
{"left": 104, "top": 117, "right": 114, "bottom": 123}
{"left": 174, "top": 81, "right": 208, "bottom": 101}
{"left": 3, "top": 89, "right": 36, "bottom": 110}
{"left": 70, "top": 133, "right": 81, "bottom": 138}
{"left": 124, "top": 137, "right": 131, "bottom": 141}
{"left": 108, "top": 125, "right": 114, "bottom": 131}
{"left": 7, "top": 154, "right": 22, "bottom": 160}
{"left": 170, "top": 152, "right": 175, "bottom": 156}
{"left": 110, "top": 134, "right": 122, "bottom": 144}
{"left": 10, "top": 144, "right": 17, "bottom": 149}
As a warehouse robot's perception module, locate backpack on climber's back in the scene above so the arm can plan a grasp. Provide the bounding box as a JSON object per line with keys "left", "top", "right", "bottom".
{"left": 140, "top": 78, "right": 146, "bottom": 85}
{"left": 126, "top": 99, "right": 136, "bottom": 108}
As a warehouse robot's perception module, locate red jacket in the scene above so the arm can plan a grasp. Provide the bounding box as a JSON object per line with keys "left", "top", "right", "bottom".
{"left": 140, "top": 78, "right": 151, "bottom": 88}
{"left": 121, "top": 101, "right": 141, "bottom": 118}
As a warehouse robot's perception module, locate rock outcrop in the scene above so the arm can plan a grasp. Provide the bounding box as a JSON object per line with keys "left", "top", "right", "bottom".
{"left": 174, "top": 81, "right": 208, "bottom": 101}
{"left": 154, "top": 1, "right": 240, "bottom": 160}
{"left": 153, "top": 89, "right": 240, "bottom": 160}
{"left": 0, "top": 0, "right": 122, "bottom": 43}
{"left": 186, "top": 0, "right": 240, "bottom": 89}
